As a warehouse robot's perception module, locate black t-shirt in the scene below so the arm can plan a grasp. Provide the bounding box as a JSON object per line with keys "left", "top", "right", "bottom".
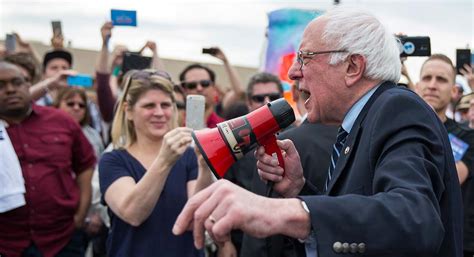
{"left": 444, "top": 118, "right": 474, "bottom": 251}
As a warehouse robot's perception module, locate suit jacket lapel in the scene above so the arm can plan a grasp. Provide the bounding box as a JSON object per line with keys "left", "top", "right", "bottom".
{"left": 326, "top": 81, "right": 396, "bottom": 194}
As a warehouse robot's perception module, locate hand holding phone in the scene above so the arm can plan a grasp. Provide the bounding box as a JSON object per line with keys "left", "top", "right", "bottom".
{"left": 202, "top": 47, "right": 218, "bottom": 55}
{"left": 121, "top": 52, "right": 152, "bottom": 74}
{"left": 186, "top": 95, "right": 206, "bottom": 130}
{"left": 456, "top": 49, "right": 471, "bottom": 75}
{"left": 397, "top": 36, "right": 431, "bottom": 57}
{"left": 51, "top": 21, "right": 63, "bottom": 37}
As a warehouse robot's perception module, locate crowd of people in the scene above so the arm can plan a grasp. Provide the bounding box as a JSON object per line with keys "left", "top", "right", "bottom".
{"left": 1, "top": 5, "right": 474, "bottom": 257}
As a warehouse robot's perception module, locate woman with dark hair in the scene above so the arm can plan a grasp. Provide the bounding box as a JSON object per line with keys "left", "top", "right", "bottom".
{"left": 54, "top": 87, "right": 104, "bottom": 157}
{"left": 99, "top": 69, "right": 213, "bottom": 257}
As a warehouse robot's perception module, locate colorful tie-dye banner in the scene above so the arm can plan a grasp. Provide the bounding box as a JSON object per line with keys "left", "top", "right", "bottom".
{"left": 264, "top": 8, "right": 323, "bottom": 80}
{"left": 263, "top": 8, "right": 323, "bottom": 116}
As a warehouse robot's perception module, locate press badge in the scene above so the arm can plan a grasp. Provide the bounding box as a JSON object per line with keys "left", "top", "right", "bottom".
{"left": 448, "top": 133, "right": 469, "bottom": 162}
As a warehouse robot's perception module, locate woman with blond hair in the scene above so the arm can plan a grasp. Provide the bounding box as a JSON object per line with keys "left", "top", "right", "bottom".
{"left": 99, "top": 70, "right": 213, "bottom": 257}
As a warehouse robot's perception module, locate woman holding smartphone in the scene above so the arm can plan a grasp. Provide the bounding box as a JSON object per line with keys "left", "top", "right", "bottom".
{"left": 99, "top": 69, "right": 213, "bottom": 257}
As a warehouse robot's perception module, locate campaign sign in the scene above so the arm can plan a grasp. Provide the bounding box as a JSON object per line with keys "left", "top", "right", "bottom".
{"left": 111, "top": 9, "right": 137, "bottom": 26}
{"left": 448, "top": 133, "right": 469, "bottom": 162}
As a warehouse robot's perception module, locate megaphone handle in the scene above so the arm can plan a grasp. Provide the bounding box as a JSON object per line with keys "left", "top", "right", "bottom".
{"left": 262, "top": 135, "right": 285, "bottom": 197}
{"left": 263, "top": 134, "right": 285, "bottom": 172}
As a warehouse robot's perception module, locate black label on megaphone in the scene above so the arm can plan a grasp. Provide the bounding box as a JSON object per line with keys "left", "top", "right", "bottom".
{"left": 218, "top": 117, "right": 257, "bottom": 159}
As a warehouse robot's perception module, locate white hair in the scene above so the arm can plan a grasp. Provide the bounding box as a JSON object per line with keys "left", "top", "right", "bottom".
{"left": 321, "top": 7, "right": 401, "bottom": 83}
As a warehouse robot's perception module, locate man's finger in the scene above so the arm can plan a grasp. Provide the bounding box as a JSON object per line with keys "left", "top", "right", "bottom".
{"left": 211, "top": 215, "right": 234, "bottom": 244}
{"left": 277, "top": 139, "right": 297, "bottom": 156}
{"left": 258, "top": 169, "right": 283, "bottom": 182}
{"left": 173, "top": 182, "right": 219, "bottom": 236}
{"left": 190, "top": 184, "right": 226, "bottom": 249}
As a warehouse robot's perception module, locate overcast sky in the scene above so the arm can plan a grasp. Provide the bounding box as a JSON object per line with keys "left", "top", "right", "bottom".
{"left": 0, "top": 0, "right": 473, "bottom": 82}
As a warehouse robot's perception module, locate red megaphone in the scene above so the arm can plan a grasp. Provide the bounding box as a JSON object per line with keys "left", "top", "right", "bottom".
{"left": 192, "top": 98, "right": 295, "bottom": 178}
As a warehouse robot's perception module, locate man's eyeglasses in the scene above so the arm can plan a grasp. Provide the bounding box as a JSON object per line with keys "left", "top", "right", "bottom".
{"left": 297, "top": 50, "right": 347, "bottom": 70}
{"left": 251, "top": 93, "right": 282, "bottom": 103}
{"left": 66, "top": 101, "right": 86, "bottom": 109}
{"left": 180, "top": 80, "right": 213, "bottom": 90}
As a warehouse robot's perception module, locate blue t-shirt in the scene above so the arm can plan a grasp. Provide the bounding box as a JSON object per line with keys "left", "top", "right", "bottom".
{"left": 99, "top": 147, "right": 204, "bottom": 257}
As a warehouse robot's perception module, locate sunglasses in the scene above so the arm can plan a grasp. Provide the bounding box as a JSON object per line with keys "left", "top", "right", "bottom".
{"left": 180, "top": 80, "right": 213, "bottom": 90}
{"left": 250, "top": 93, "right": 282, "bottom": 103}
{"left": 131, "top": 70, "right": 173, "bottom": 83}
{"left": 176, "top": 101, "right": 186, "bottom": 110}
{"left": 66, "top": 101, "right": 86, "bottom": 109}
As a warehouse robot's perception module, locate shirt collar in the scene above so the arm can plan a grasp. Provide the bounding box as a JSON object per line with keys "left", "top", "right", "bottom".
{"left": 341, "top": 84, "right": 381, "bottom": 133}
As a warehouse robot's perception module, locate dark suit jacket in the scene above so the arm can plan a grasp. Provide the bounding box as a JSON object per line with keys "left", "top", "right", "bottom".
{"left": 301, "top": 82, "right": 463, "bottom": 256}
{"left": 225, "top": 121, "right": 337, "bottom": 257}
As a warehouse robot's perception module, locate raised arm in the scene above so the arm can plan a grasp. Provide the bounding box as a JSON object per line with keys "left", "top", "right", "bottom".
{"left": 94, "top": 22, "right": 116, "bottom": 122}
{"left": 101, "top": 128, "right": 194, "bottom": 226}
{"left": 207, "top": 47, "right": 245, "bottom": 110}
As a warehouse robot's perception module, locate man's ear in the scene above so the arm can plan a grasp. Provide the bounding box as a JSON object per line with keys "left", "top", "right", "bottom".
{"left": 451, "top": 85, "right": 459, "bottom": 100}
{"left": 414, "top": 81, "right": 421, "bottom": 94}
{"left": 345, "top": 54, "right": 366, "bottom": 87}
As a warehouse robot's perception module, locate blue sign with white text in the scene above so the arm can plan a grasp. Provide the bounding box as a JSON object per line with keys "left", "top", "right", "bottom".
{"left": 448, "top": 133, "right": 469, "bottom": 162}
{"left": 111, "top": 9, "right": 137, "bottom": 27}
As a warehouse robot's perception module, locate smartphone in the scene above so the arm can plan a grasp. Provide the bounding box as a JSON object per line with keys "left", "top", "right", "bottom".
{"left": 5, "top": 34, "right": 16, "bottom": 54}
{"left": 186, "top": 95, "right": 206, "bottom": 130}
{"left": 456, "top": 49, "right": 471, "bottom": 75}
{"left": 202, "top": 47, "right": 218, "bottom": 55}
{"left": 398, "top": 36, "right": 431, "bottom": 57}
{"left": 121, "top": 52, "right": 152, "bottom": 74}
{"left": 51, "top": 20, "right": 62, "bottom": 36}
{"left": 67, "top": 74, "right": 94, "bottom": 88}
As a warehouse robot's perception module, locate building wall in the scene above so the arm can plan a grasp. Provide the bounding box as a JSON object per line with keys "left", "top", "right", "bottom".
{"left": 2, "top": 40, "right": 259, "bottom": 92}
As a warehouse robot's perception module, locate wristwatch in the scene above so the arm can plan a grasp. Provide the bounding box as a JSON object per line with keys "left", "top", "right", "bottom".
{"left": 301, "top": 200, "right": 310, "bottom": 214}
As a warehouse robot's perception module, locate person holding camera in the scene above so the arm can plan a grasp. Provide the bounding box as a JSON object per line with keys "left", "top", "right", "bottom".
{"left": 98, "top": 69, "right": 214, "bottom": 257}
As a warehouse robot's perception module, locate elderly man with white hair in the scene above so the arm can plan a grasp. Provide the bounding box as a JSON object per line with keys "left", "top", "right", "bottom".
{"left": 174, "top": 7, "right": 463, "bottom": 257}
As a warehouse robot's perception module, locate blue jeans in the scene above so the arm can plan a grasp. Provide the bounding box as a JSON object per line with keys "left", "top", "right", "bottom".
{"left": 22, "top": 230, "right": 86, "bottom": 257}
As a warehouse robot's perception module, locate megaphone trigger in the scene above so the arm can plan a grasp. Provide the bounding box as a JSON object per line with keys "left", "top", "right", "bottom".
{"left": 261, "top": 134, "right": 285, "bottom": 173}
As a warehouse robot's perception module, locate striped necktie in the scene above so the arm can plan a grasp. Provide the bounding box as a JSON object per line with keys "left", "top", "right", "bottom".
{"left": 325, "top": 127, "right": 348, "bottom": 192}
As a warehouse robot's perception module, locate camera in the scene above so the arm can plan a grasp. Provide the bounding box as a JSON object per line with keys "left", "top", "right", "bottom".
{"left": 456, "top": 49, "right": 471, "bottom": 75}
{"left": 202, "top": 47, "right": 218, "bottom": 55}
{"left": 397, "top": 36, "right": 431, "bottom": 57}
{"left": 121, "top": 52, "right": 152, "bottom": 74}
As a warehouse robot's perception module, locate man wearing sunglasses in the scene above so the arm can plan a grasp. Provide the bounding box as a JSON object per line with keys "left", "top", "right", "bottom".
{"left": 246, "top": 72, "right": 283, "bottom": 112}
{"left": 179, "top": 64, "right": 224, "bottom": 128}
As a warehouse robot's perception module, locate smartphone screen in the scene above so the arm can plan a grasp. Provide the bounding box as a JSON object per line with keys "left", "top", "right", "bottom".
{"left": 67, "top": 74, "right": 93, "bottom": 88}
{"left": 186, "top": 95, "right": 206, "bottom": 130}
{"left": 121, "top": 52, "right": 152, "bottom": 74}
{"left": 51, "top": 21, "right": 62, "bottom": 36}
{"left": 456, "top": 49, "right": 471, "bottom": 75}
{"left": 5, "top": 34, "right": 16, "bottom": 54}
{"left": 202, "top": 48, "right": 218, "bottom": 55}
{"left": 398, "top": 36, "right": 431, "bottom": 57}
